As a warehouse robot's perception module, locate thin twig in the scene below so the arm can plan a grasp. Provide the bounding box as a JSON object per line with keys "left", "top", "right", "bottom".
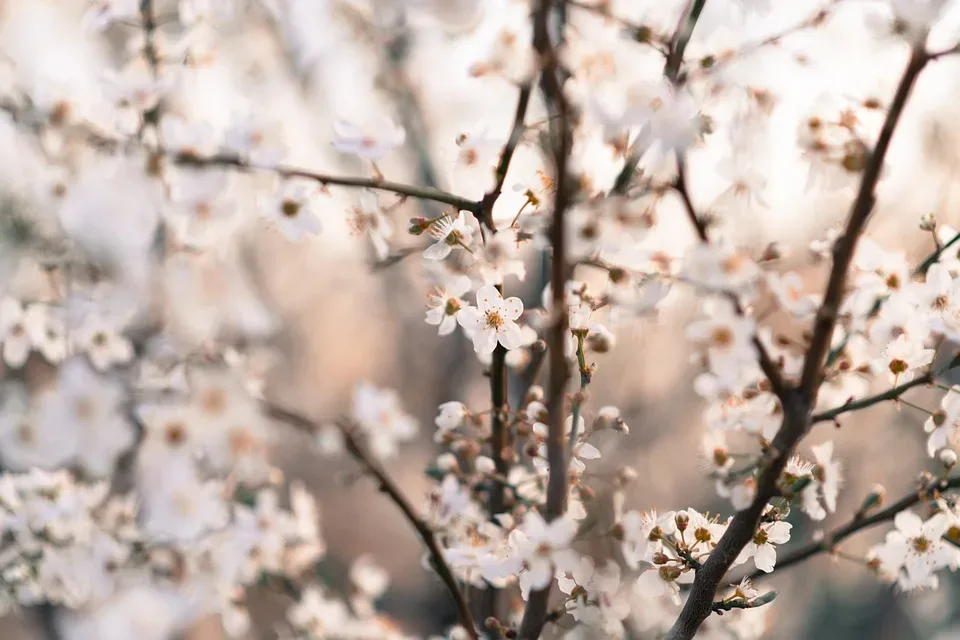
{"left": 264, "top": 404, "right": 480, "bottom": 640}
{"left": 479, "top": 83, "right": 535, "bottom": 231}
{"left": 916, "top": 230, "right": 960, "bottom": 275}
{"left": 667, "top": 43, "right": 932, "bottom": 640}
{"left": 739, "top": 475, "right": 960, "bottom": 582}
{"left": 174, "top": 152, "right": 480, "bottom": 213}
{"left": 812, "top": 372, "right": 941, "bottom": 424}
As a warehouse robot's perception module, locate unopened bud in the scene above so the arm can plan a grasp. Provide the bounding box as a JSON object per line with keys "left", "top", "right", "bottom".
{"left": 436, "top": 453, "right": 459, "bottom": 472}
{"left": 920, "top": 213, "right": 938, "bottom": 232}
{"left": 759, "top": 242, "right": 784, "bottom": 263}
{"left": 475, "top": 455, "right": 496, "bottom": 475}
{"left": 652, "top": 552, "right": 669, "bottom": 565}
{"left": 750, "top": 591, "right": 778, "bottom": 607}
{"left": 675, "top": 512, "right": 689, "bottom": 532}
{"left": 616, "top": 466, "right": 638, "bottom": 486}
{"left": 859, "top": 484, "right": 886, "bottom": 516}
{"left": 940, "top": 448, "right": 957, "bottom": 470}
{"left": 609, "top": 522, "right": 625, "bottom": 541}
{"left": 407, "top": 217, "right": 429, "bottom": 235}
{"left": 659, "top": 565, "right": 682, "bottom": 581}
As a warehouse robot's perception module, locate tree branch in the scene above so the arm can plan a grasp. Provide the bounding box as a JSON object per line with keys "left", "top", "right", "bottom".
{"left": 264, "top": 404, "right": 480, "bottom": 640}
{"left": 740, "top": 475, "right": 960, "bottom": 582}
{"left": 173, "top": 152, "right": 481, "bottom": 214}
{"left": 666, "top": 43, "right": 932, "bottom": 640}
{"left": 479, "top": 82, "right": 535, "bottom": 230}
{"left": 812, "top": 371, "right": 937, "bottom": 424}
{"left": 516, "top": 0, "right": 574, "bottom": 637}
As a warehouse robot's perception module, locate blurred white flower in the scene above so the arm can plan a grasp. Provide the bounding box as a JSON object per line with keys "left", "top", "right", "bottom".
{"left": 332, "top": 117, "right": 405, "bottom": 160}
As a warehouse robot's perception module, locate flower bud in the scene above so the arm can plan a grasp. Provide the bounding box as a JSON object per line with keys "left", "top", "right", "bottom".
{"left": 941, "top": 448, "right": 957, "bottom": 470}
{"left": 436, "top": 453, "right": 459, "bottom": 472}
{"left": 407, "top": 217, "right": 429, "bottom": 235}
{"left": 616, "top": 466, "right": 638, "bottom": 486}
{"left": 475, "top": 455, "right": 496, "bottom": 475}
{"left": 675, "top": 512, "right": 689, "bottom": 532}
{"left": 652, "top": 552, "right": 669, "bottom": 565}
{"left": 609, "top": 522, "right": 625, "bottom": 541}
{"left": 858, "top": 484, "right": 886, "bottom": 517}
{"left": 524, "top": 380, "right": 544, "bottom": 402}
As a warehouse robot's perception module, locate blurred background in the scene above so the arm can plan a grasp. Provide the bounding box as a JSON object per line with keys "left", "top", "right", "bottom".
{"left": 3, "top": 0, "right": 960, "bottom": 638}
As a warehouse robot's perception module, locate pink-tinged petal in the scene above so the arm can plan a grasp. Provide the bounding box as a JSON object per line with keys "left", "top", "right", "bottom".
{"left": 476, "top": 284, "right": 502, "bottom": 313}
{"left": 424, "top": 241, "right": 452, "bottom": 261}
{"left": 497, "top": 322, "right": 525, "bottom": 350}
{"left": 502, "top": 296, "right": 524, "bottom": 321}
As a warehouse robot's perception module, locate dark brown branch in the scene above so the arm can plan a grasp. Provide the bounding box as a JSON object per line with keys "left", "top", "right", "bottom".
{"left": 799, "top": 44, "right": 929, "bottom": 397}
{"left": 812, "top": 371, "right": 935, "bottom": 424}
{"left": 516, "top": 0, "right": 574, "bottom": 637}
{"left": 740, "top": 475, "right": 960, "bottom": 582}
{"left": 174, "top": 152, "right": 480, "bottom": 214}
{"left": 479, "top": 83, "right": 535, "bottom": 230}
{"left": 666, "top": 44, "right": 932, "bottom": 640}
{"left": 264, "top": 404, "right": 480, "bottom": 640}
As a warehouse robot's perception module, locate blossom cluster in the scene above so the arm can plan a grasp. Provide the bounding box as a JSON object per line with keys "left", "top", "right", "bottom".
{"left": 0, "top": 0, "right": 958, "bottom": 638}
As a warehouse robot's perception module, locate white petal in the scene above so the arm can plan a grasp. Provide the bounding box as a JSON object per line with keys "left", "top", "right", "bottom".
{"left": 476, "top": 284, "right": 502, "bottom": 313}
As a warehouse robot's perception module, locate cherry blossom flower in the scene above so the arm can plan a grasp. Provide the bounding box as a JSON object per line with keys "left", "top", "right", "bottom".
{"left": 25, "top": 304, "right": 67, "bottom": 364}
{"left": 0, "top": 297, "right": 31, "bottom": 367}
{"left": 425, "top": 274, "right": 472, "bottom": 336}
{"left": 737, "top": 520, "right": 792, "bottom": 573}
{"left": 332, "top": 117, "right": 405, "bottom": 160}
{"left": 261, "top": 180, "right": 322, "bottom": 241}
{"left": 874, "top": 510, "right": 960, "bottom": 590}
{"left": 457, "top": 284, "right": 524, "bottom": 354}
{"left": 424, "top": 212, "right": 475, "bottom": 260}
{"left": 348, "top": 191, "right": 393, "bottom": 261}
{"left": 510, "top": 511, "right": 579, "bottom": 597}
{"left": 73, "top": 317, "right": 134, "bottom": 371}
{"left": 352, "top": 383, "right": 418, "bottom": 459}
{"left": 873, "top": 335, "right": 934, "bottom": 385}
{"left": 684, "top": 242, "right": 761, "bottom": 294}
{"left": 767, "top": 272, "right": 820, "bottom": 319}
{"left": 926, "top": 388, "right": 960, "bottom": 456}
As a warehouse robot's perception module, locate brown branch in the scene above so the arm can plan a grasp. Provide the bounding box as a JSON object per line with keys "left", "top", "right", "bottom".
{"left": 173, "top": 152, "right": 481, "bottom": 214}
{"left": 812, "top": 372, "right": 936, "bottom": 424}
{"left": 666, "top": 43, "right": 932, "bottom": 640}
{"left": 610, "top": 0, "right": 705, "bottom": 194}
{"left": 264, "top": 404, "right": 480, "bottom": 640}
{"left": 516, "top": 0, "right": 574, "bottom": 637}
{"left": 739, "top": 475, "right": 960, "bottom": 583}
{"left": 479, "top": 83, "right": 535, "bottom": 230}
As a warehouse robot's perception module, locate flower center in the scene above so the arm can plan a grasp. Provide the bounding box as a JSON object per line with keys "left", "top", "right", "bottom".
{"left": 281, "top": 199, "right": 301, "bottom": 218}
{"left": 912, "top": 536, "right": 931, "bottom": 554}
{"left": 888, "top": 359, "right": 908, "bottom": 375}
{"left": 485, "top": 311, "right": 504, "bottom": 329}
{"left": 711, "top": 326, "right": 734, "bottom": 347}
{"left": 753, "top": 529, "right": 769, "bottom": 546}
